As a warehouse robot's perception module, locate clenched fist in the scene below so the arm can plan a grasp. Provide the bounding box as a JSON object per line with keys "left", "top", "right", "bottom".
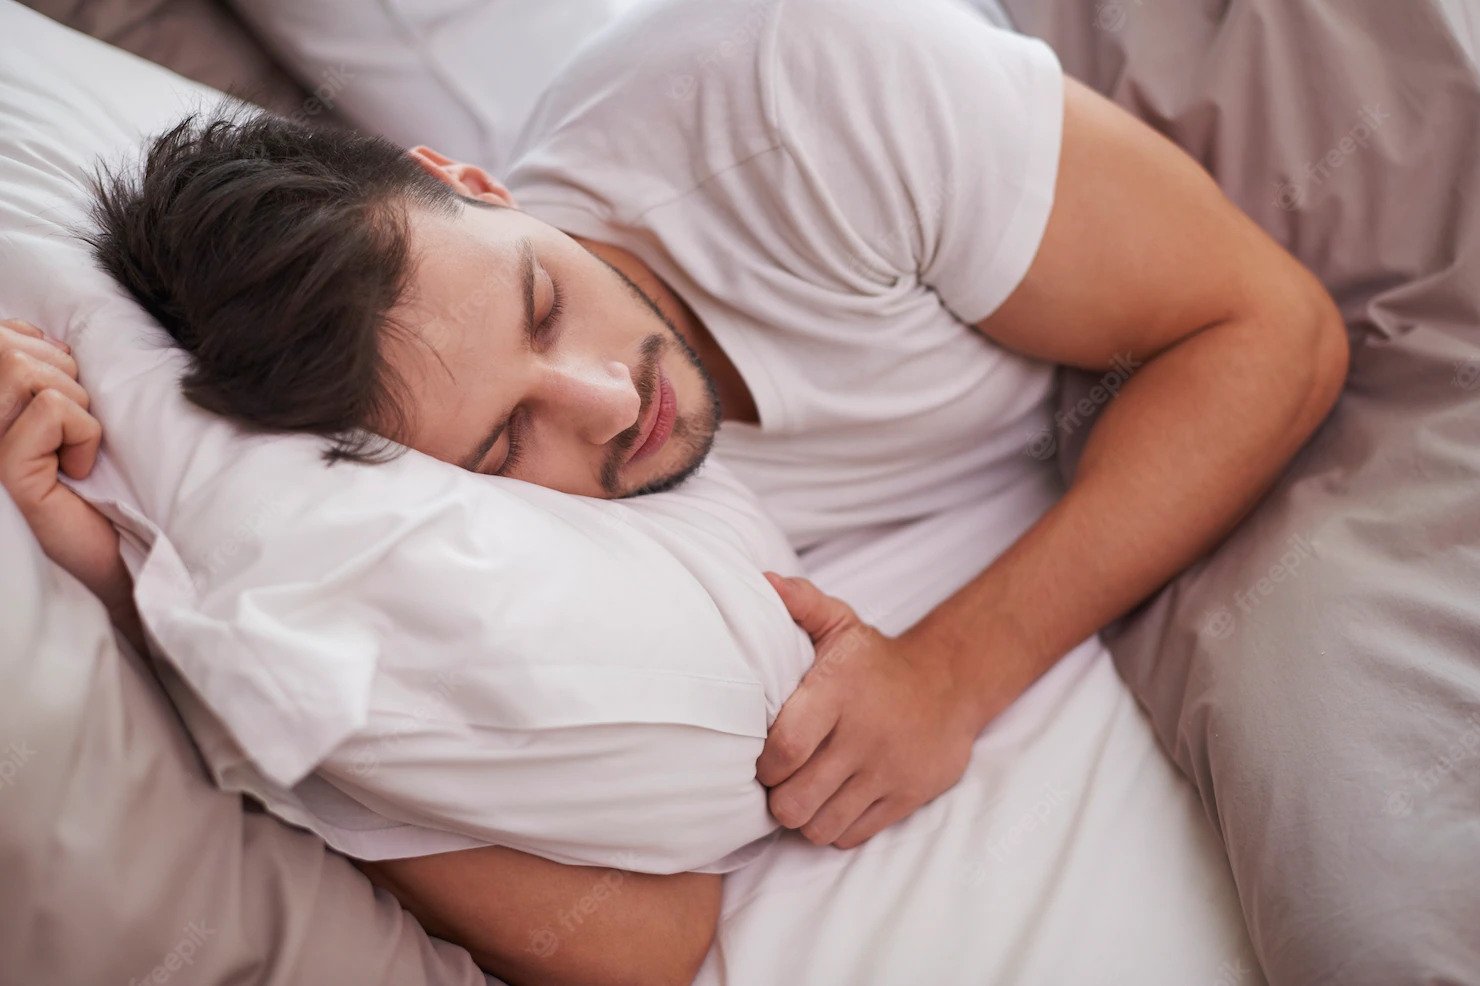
{"left": 0, "top": 317, "right": 136, "bottom": 639}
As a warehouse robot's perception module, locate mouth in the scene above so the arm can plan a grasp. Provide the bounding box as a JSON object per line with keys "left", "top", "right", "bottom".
{"left": 627, "top": 367, "right": 676, "bottom": 465}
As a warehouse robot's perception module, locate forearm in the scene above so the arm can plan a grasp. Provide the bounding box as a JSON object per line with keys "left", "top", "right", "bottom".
{"left": 30, "top": 491, "right": 144, "bottom": 654}
{"left": 360, "top": 848, "right": 720, "bottom": 986}
{"left": 902, "top": 302, "right": 1349, "bottom": 729}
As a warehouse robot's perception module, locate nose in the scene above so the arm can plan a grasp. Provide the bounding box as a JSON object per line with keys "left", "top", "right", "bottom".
{"left": 546, "top": 356, "right": 641, "bottom": 446}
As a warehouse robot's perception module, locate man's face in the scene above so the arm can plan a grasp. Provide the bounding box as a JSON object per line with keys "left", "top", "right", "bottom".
{"left": 388, "top": 152, "right": 720, "bottom": 498}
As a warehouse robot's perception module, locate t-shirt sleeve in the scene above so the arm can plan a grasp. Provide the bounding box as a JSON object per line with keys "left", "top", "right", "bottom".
{"left": 770, "top": 0, "right": 1064, "bottom": 324}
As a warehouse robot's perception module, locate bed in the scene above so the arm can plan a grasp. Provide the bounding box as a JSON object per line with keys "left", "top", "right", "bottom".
{"left": 4, "top": 1, "right": 1478, "bottom": 984}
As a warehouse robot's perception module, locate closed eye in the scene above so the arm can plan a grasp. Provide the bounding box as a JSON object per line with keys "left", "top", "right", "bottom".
{"left": 536, "top": 276, "right": 566, "bottom": 347}
{"left": 495, "top": 276, "right": 563, "bottom": 476}
{"left": 495, "top": 411, "right": 527, "bottom": 476}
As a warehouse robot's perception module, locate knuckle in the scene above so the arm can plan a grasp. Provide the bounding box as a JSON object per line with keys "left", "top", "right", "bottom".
{"left": 767, "top": 734, "right": 803, "bottom": 770}
{"left": 0, "top": 346, "right": 32, "bottom": 378}
{"left": 904, "top": 780, "right": 935, "bottom": 806}
{"left": 768, "top": 789, "right": 806, "bottom": 828}
{"left": 32, "top": 387, "right": 68, "bottom": 412}
{"left": 800, "top": 822, "right": 832, "bottom": 846}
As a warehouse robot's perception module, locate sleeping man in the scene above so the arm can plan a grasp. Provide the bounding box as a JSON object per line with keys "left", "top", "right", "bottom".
{"left": 0, "top": 0, "right": 1358, "bottom": 983}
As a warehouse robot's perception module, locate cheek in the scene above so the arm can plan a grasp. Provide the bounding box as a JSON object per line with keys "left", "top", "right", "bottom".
{"left": 513, "top": 419, "right": 606, "bottom": 496}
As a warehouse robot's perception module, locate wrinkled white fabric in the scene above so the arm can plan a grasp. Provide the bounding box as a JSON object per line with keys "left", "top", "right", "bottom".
{"left": 0, "top": 4, "right": 813, "bottom": 875}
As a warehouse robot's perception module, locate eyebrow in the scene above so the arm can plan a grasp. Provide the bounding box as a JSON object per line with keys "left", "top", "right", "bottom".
{"left": 460, "top": 237, "right": 536, "bottom": 471}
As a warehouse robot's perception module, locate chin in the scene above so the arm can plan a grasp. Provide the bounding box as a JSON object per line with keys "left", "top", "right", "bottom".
{"left": 621, "top": 407, "right": 718, "bottom": 498}
{"left": 617, "top": 344, "right": 721, "bottom": 498}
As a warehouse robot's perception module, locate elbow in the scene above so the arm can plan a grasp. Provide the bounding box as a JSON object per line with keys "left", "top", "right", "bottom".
{"left": 1299, "top": 287, "right": 1351, "bottom": 428}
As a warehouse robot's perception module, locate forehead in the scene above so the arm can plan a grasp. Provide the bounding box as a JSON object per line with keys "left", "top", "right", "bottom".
{"left": 399, "top": 203, "right": 525, "bottom": 336}
{"left": 388, "top": 205, "right": 527, "bottom": 442}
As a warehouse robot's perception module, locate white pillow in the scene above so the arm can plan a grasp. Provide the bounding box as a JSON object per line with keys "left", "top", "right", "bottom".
{"left": 226, "top": 0, "right": 1013, "bottom": 174}
{"left": 228, "top": 0, "right": 659, "bottom": 172}
{"left": 0, "top": 1, "right": 812, "bottom": 874}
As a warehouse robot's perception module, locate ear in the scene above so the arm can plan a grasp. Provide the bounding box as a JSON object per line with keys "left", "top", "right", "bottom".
{"left": 407, "top": 145, "right": 518, "bottom": 208}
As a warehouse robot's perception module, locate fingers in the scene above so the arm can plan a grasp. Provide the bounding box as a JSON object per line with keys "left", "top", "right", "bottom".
{"left": 800, "top": 775, "right": 883, "bottom": 847}
{"left": 756, "top": 681, "right": 838, "bottom": 787}
{"left": 4, "top": 330, "right": 79, "bottom": 377}
{"left": 0, "top": 317, "right": 45, "bottom": 339}
{"left": 766, "top": 732, "right": 857, "bottom": 831}
{"left": 0, "top": 348, "right": 90, "bottom": 433}
{"left": 0, "top": 388, "right": 102, "bottom": 494}
{"left": 1, "top": 317, "right": 71, "bottom": 356}
{"left": 832, "top": 796, "right": 914, "bottom": 851}
{"left": 53, "top": 392, "right": 103, "bottom": 480}
{"left": 763, "top": 572, "right": 857, "bottom": 641}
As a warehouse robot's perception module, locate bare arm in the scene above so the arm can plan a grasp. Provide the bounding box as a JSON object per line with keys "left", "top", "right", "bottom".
{"left": 0, "top": 319, "right": 720, "bottom": 984}
{"left": 359, "top": 847, "right": 721, "bottom": 986}
{"left": 757, "top": 75, "right": 1349, "bottom": 849}
{"left": 0, "top": 318, "right": 144, "bottom": 650}
{"left": 911, "top": 75, "right": 1350, "bottom": 723}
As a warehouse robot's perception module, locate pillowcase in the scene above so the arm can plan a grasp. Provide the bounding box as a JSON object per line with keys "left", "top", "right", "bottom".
{"left": 0, "top": 0, "right": 813, "bottom": 875}
{"left": 227, "top": 0, "right": 659, "bottom": 172}
{"left": 225, "top": 0, "right": 1018, "bottom": 175}
{"left": 0, "top": 491, "right": 487, "bottom": 986}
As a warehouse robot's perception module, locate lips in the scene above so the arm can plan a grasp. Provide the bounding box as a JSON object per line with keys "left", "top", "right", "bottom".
{"left": 628, "top": 368, "right": 675, "bottom": 465}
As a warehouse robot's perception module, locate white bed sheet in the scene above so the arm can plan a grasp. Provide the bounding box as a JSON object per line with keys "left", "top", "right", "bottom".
{"left": 695, "top": 465, "right": 1263, "bottom": 985}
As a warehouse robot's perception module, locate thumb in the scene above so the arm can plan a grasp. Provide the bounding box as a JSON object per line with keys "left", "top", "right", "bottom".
{"left": 763, "top": 572, "right": 857, "bottom": 641}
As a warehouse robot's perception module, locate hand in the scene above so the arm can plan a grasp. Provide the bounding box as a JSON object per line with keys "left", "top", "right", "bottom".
{"left": 756, "top": 573, "right": 980, "bottom": 849}
{"left": 0, "top": 318, "right": 130, "bottom": 622}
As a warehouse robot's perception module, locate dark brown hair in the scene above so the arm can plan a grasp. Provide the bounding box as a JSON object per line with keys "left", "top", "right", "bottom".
{"left": 85, "top": 108, "right": 459, "bottom": 462}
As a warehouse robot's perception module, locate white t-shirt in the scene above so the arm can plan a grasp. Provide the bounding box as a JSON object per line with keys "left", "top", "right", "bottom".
{"left": 506, "top": 0, "right": 1065, "bottom": 551}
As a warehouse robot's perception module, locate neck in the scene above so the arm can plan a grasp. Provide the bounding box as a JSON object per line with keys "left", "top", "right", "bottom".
{"left": 573, "top": 235, "right": 758, "bottom": 424}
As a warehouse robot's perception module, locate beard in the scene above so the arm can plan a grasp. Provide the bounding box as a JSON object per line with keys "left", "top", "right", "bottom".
{"left": 591, "top": 257, "right": 723, "bottom": 498}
